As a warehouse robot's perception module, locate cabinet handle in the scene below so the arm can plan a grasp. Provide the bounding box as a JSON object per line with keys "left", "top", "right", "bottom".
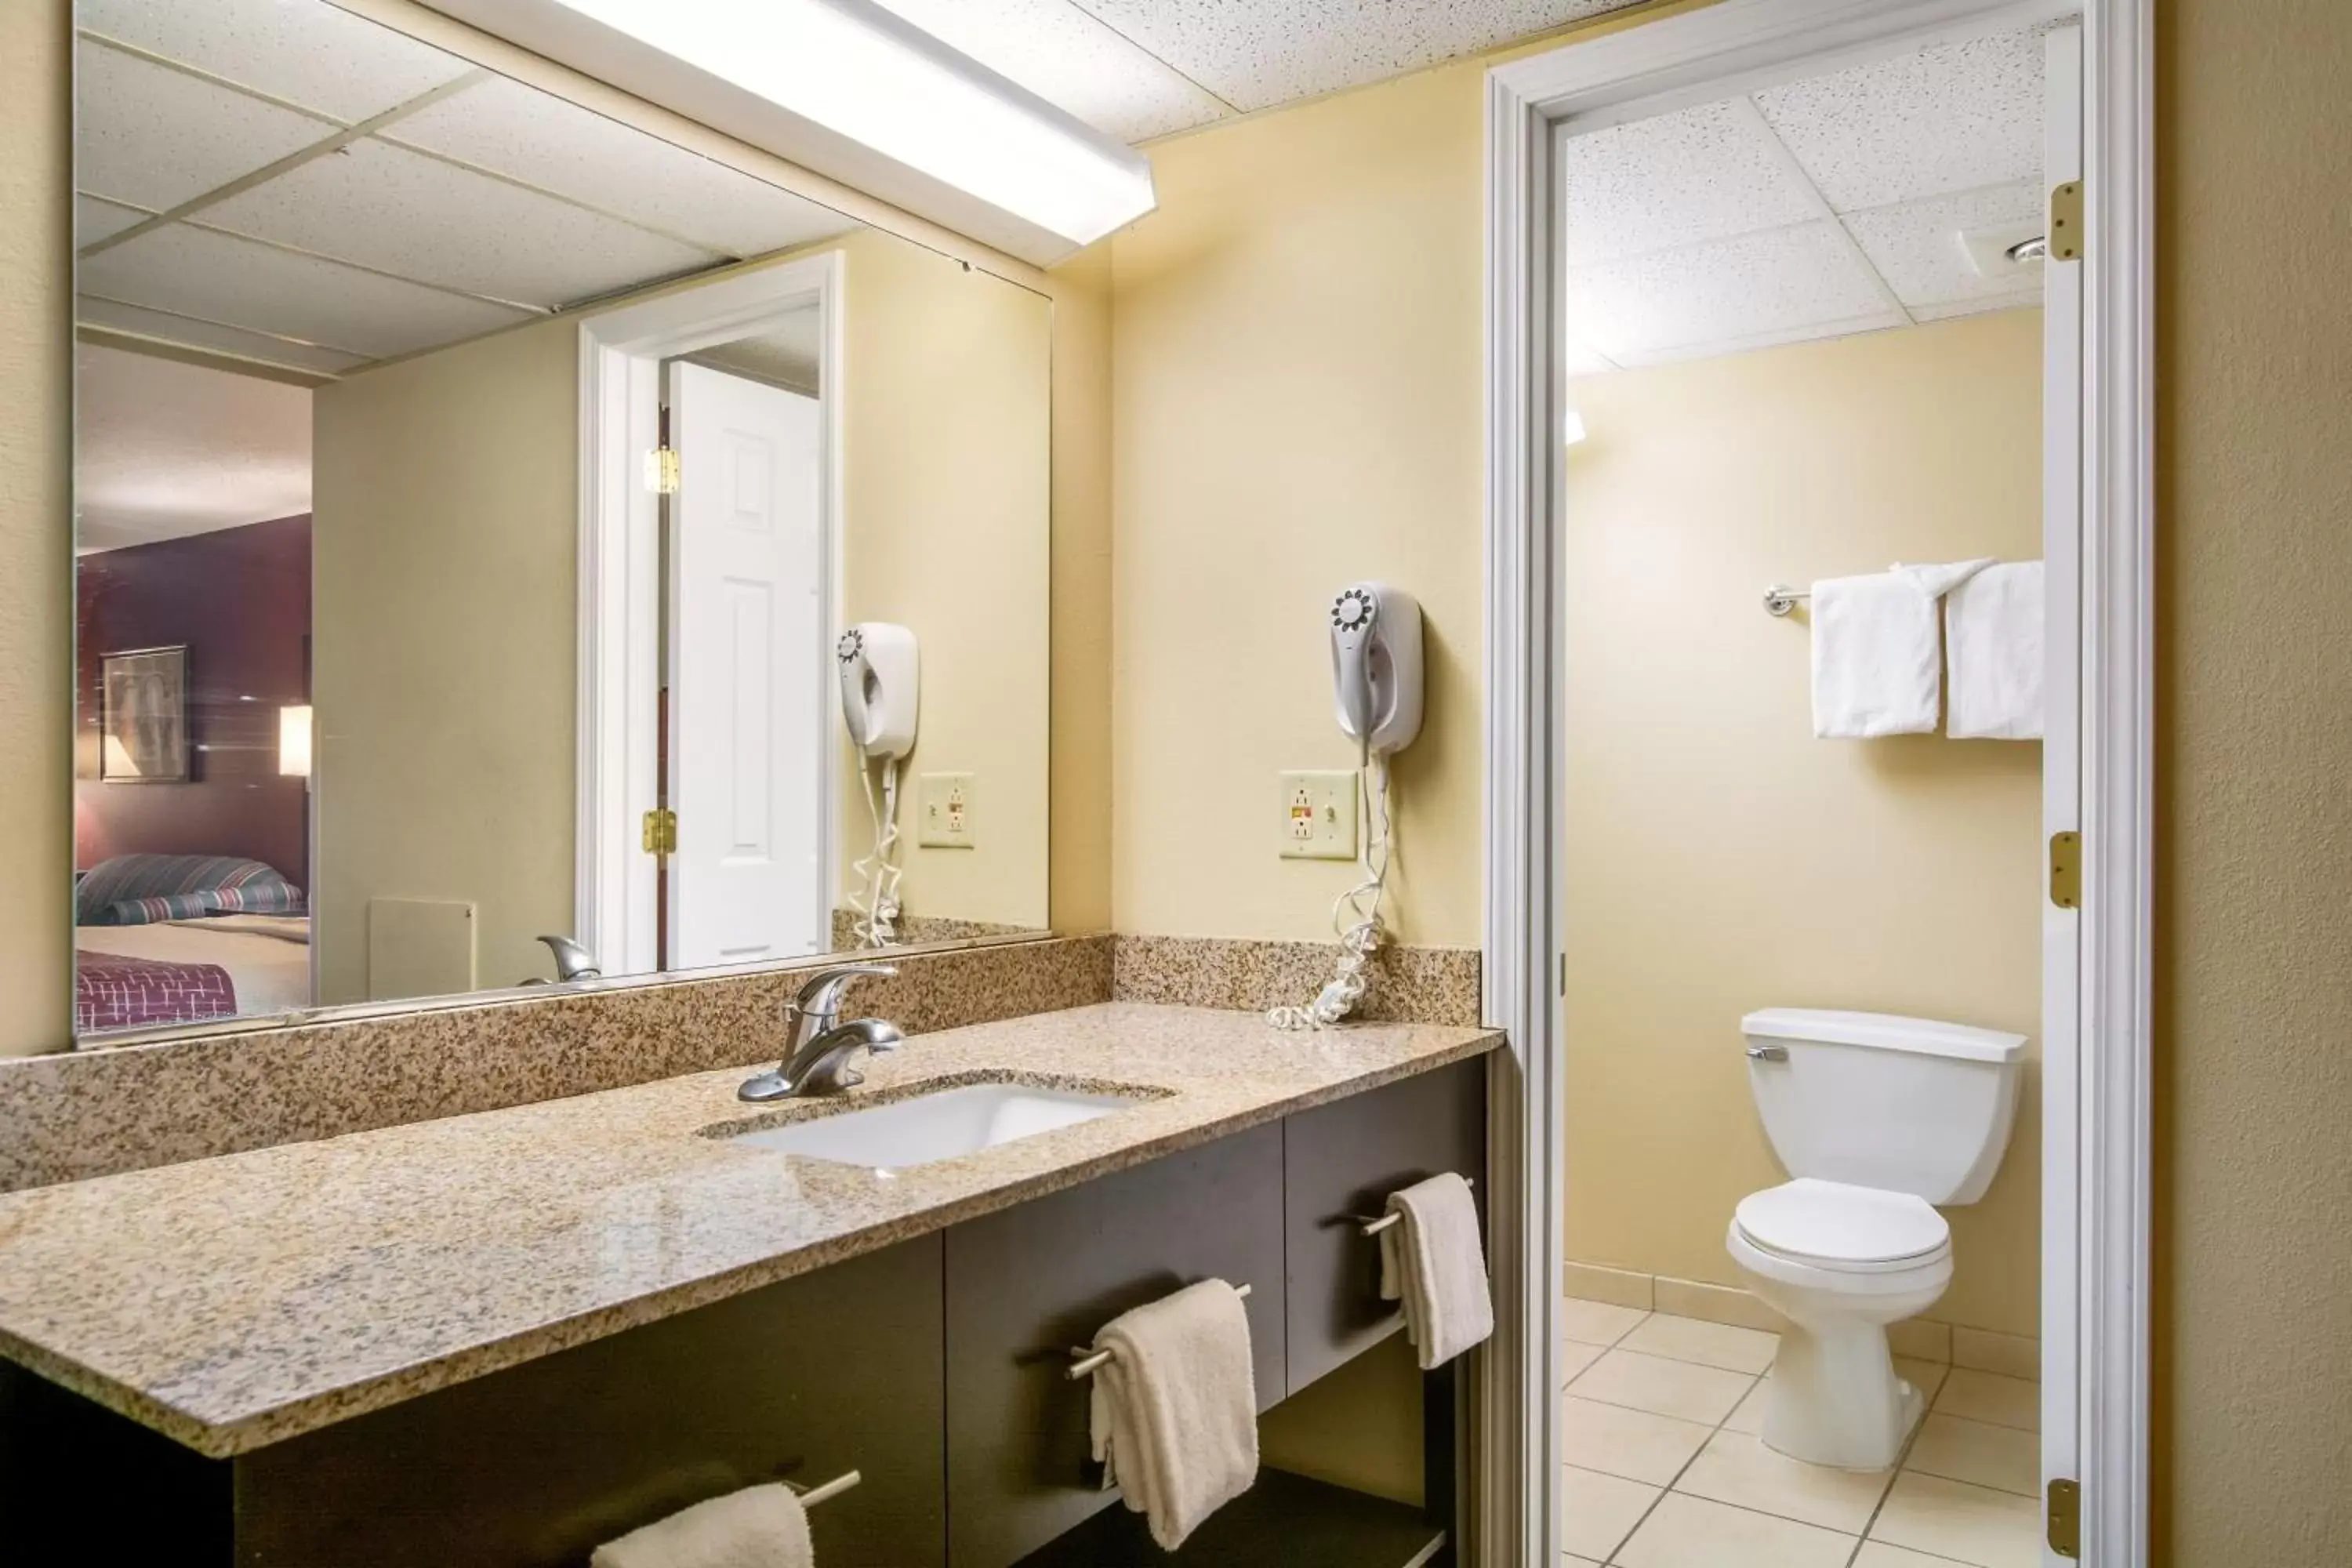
{"left": 1067, "top": 1283, "right": 1251, "bottom": 1379}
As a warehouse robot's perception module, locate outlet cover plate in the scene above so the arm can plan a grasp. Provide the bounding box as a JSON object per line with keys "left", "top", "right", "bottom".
{"left": 1279, "top": 770, "right": 1358, "bottom": 860}
{"left": 917, "top": 771, "right": 975, "bottom": 848}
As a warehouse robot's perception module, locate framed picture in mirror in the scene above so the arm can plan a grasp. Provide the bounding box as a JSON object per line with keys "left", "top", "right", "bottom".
{"left": 98, "top": 645, "right": 190, "bottom": 784}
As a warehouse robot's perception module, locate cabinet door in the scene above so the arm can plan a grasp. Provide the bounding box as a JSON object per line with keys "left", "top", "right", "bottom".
{"left": 1283, "top": 1059, "right": 1486, "bottom": 1396}
{"left": 943, "top": 1124, "right": 1286, "bottom": 1568}
{"left": 235, "top": 1236, "right": 946, "bottom": 1567}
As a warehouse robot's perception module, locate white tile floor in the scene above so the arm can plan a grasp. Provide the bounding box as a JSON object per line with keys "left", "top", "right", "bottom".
{"left": 1561, "top": 1299, "right": 2042, "bottom": 1568}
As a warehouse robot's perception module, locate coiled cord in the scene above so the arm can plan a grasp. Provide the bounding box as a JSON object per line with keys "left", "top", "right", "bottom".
{"left": 1269, "top": 753, "right": 1392, "bottom": 1031}
{"left": 847, "top": 757, "right": 903, "bottom": 949}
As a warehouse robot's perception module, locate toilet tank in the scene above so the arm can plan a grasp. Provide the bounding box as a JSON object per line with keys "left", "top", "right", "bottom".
{"left": 1743, "top": 1008, "right": 2027, "bottom": 1204}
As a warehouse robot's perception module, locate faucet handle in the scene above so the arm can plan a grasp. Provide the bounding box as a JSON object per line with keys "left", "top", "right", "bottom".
{"left": 787, "top": 963, "right": 898, "bottom": 1025}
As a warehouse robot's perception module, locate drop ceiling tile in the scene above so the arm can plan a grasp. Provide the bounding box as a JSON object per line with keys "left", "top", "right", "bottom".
{"left": 1754, "top": 26, "right": 2048, "bottom": 212}
{"left": 1843, "top": 180, "right": 2044, "bottom": 309}
{"left": 76, "top": 41, "right": 336, "bottom": 212}
{"left": 384, "top": 78, "right": 855, "bottom": 261}
{"left": 76, "top": 193, "right": 151, "bottom": 248}
{"left": 1065, "top": 0, "right": 1640, "bottom": 113}
{"left": 78, "top": 296, "right": 375, "bottom": 376}
{"left": 201, "top": 139, "right": 721, "bottom": 310}
{"left": 78, "top": 0, "right": 474, "bottom": 123}
{"left": 79, "top": 223, "right": 532, "bottom": 361}
{"left": 870, "top": 0, "right": 1231, "bottom": 142}
{"left": 1912, "top": 292, "right": 2041, "bottom": 325}
{"left": 1563, "top": 220, "right": 1899, "bottom": 363}
{"left": 1562, "top": 98, "right": 1820, "bottom": 267}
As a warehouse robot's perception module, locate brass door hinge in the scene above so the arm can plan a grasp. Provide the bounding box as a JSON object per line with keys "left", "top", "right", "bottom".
{"left": 645, "top": 446, "right": 680, "bottom": 495}
{"left": 2049, "top": 831, "right": 2082, "bottom": 909}
{"left": 641, "top": 808, "right": 677, "bottom": 855}
{"left": 2049, "top": 180, "right": 2084, "bottom": 261}
{"left": 2048, "top": 1478, "right": 2082, "bottom": 1558}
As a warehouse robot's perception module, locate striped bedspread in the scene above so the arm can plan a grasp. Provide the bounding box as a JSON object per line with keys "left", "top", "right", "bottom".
{"left": 74, "top": 951, "right": 237, "bottom": 1033}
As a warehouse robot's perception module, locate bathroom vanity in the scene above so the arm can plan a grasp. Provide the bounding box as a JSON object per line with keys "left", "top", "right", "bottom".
{"left": 0, "top": 1004, "right": 1494, "bottom": 1566}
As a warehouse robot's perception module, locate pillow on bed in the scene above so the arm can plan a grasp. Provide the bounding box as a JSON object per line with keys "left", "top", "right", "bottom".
{"left": 76, "top": 854, "right": 303, "bottom": 925}
{"left": 91, "top": 892, "right": 223, "bottom": 926}
{"left": 205, "top": 880, "right": 305, "bottom": 915}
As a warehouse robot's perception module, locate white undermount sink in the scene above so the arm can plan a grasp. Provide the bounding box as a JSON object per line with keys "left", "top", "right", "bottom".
{"left": 728, "top": 1082, "right": 1144, "bottom": 1169}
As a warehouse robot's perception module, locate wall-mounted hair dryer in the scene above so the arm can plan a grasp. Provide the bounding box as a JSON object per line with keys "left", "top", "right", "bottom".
{"left": 839, "top": 623, "right": 918, "bottom": 948}
{"left": 1330, "top": 583, "right": 1424, "bottom": 757}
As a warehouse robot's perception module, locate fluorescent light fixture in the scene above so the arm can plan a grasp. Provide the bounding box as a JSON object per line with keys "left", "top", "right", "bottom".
{"left": 278, "top": 705, "right": 313, "bottom": 779}
{"left": 1562, "top": 409, "right": 1588, "bottom": 446}
{"left": 435, "top": 0, "right": 1156, "bottom": 256}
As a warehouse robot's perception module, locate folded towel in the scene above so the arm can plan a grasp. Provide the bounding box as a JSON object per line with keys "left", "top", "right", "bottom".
{"left": 1087, "top": 1279, "right": 1258, "bottom": 1551}
{"left": 591, "top": 1483, "right": 812, "bottom": 1568}
{"left": 1945, "top": 561, "right": 2044, "bottom": 739}
{"left": 1809, "top": 561, "right": 1992, "bottom": 738}
{"left": 1378, "top": 1172, "right": 1494, "bottom": 1370}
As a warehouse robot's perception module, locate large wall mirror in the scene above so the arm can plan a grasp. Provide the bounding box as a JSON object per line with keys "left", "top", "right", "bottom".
{"left": 69, "top": 0, "right": 1051, "bottom": 1048}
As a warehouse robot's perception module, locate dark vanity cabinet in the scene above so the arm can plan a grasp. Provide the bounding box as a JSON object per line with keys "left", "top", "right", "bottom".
{"left": 0, "top": 1058, "right": 1486, "bottom": 1567}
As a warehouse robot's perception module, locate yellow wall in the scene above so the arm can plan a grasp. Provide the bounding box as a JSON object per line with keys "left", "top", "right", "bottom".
{"left": 1560, "top": 312, "right": 2045, "bottom": 1337}
{"left": 1046, "top": 243, "right": 1114, "bottom": 935}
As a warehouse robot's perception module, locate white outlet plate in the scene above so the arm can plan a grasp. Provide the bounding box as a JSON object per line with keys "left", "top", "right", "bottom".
{"left": 1279, "top": 770, "right": 1359, "bottom": 860}
{"left": 917, "top": 771, "right": 975, "bottom": 848}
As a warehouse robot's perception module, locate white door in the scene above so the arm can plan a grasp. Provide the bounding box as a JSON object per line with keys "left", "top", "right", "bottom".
{"left": 666, "top": 361, "right": 828, "bottom": 968}
{"left": 2038, "top": 22, "right": 2084, "bottom": 1559}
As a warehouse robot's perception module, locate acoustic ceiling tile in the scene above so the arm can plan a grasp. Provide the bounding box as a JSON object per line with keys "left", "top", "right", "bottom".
{"left": 76, "top": 296, "right": 376, "bottom": 376}
{"left": 1842, "top": 180, "right": 2045, "bottom": 309}
{"left": 1562, "top": 99, "right": 1820, "bottom": 267}
{"left": 1563, "top": 220, "right": 1898, "bottom": 363}
{"left": 78, "top": 223, "right": 533, "bottom": 361}
{"left": 384, "top": 78, "right": 855, "bottom": 262}
{"left": 75, "top": 194, "right": 152, "bottom": 249}
{"left": 1912, "top": 292, "right": 2042, "bottom": 325}
{"left": 78, "top": 0, "right": 474, "bottom": 124}
{"left": 201, "top": 139, "right": 722, "bottom": 311}
{"left": 871, "top": 0, "right": 1232, "bottom": 142}
{"left": 75, "top": 42, "right": 336, "bottom": 213}
{"left": 1753, "top": 26, "right": 2048, "bottom": 212}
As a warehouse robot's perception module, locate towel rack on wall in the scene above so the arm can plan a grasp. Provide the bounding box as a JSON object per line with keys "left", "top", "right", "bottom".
{"left": 1065, "top": 1283, "right": 1251, "bottom": 1380}
{"left": 1762, "top": 585, "right": 1810, "bottom": 617}
{"left": 789, "top": 1470, "right": 862, "bottom": 1508}
{"left": 1354, "top": 1176, "right": 1475, "bottom": 1236}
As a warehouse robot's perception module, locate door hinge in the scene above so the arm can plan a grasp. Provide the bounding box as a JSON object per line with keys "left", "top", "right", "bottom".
{"left": 2049, "top": 830, "right": 2082, "bottom": 909}
{"left": 2047, "top": 1478, "right": 2082, "bottom": 1558}
{"left": 2049, "top": 180, "right": 2084, "bottom": 261}
{"left": 641, "top": 808, "right": 677, "bottom": 856}
{"left": 644, "top": 446, "right": 680, "bottom": 495}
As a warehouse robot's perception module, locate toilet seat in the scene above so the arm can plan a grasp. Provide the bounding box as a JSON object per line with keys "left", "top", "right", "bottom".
{"left": 1733, "top": 1178, "right": 1950, "bottom": 1273}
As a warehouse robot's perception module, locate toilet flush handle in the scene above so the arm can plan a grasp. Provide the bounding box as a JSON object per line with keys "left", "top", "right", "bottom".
{"left": 1746, "top": 1043, "right": 1788, "bottom": 1062}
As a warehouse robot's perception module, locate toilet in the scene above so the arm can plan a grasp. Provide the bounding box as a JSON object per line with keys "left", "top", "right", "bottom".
{"left": 1726, "top": 1007, "right": 2027, "bottom": 1471}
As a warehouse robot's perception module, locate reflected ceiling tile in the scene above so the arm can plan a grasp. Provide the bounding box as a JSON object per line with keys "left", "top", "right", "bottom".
{"left": 1562, "top": 99, "right": 1819, "bottom": 267}
{"left": 1842, "top": 180, "right": 2044, "bottom": 309}
{"left": 78, "top": 0, "right": 474, "bottom": 123}
{"left": 384, "top": 78, "right": 855, "bottom": 261}
{"left": 74, "top": 343, "right": 314, "bottom": 553}
{"left": 201, "top": 140, "right": 721, "bottom": 310}
{"left": 1913, "top": 292, "right": 2041, "bottom": 325}
{"left": 76, "top": 296, "right": 376, "bottom": 377}
{"left": 76, "top": 193, "right": 152, "bottom": 248}
{"left": 1754, "top": 26, "right": 2049, "bottom": 212}
{"left": 869, "top": 0, "right": 1231, "bottom": 143}
{"left": 76, "top": 42, "right": 336, "bottom": 212}
{"left": 1065, "top": 0, "right": 1640, "bottom": 112}
{"left": 1563, "top": 220, "right": 1898, "bottom": 362}
{"left": 79, "top": 224, "right": 532, "bottom": 361}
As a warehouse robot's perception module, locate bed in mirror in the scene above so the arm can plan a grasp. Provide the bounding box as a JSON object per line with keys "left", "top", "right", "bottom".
{"left": 68, "top": 0, "right": 1051, "bottom": 1047}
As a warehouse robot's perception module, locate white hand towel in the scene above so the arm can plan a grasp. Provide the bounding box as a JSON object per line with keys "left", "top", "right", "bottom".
{"left": 1087, "top": 1279, "right": 1258, "bottom": 1552}
{"left": 591, "top": 1483, "right": 812, "bottom": 1568}
{"left": 1809, "top": 561, "right": 1993, "bottom": 738}
{"left": 1946, "top": 561, "right": 2044, "bottom": 739}
{"left": 1377, "top": 1172, "right": 1494, "bottom": 1370}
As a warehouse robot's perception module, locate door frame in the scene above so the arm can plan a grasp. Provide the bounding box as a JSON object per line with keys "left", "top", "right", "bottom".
{"left": 576, "top": 251, "right": 847, "bottom": 976}
{"left": 1481, "top": 1, "right": 2154, "bottom": 1563}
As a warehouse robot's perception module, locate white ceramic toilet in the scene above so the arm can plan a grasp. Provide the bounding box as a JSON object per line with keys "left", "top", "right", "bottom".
{"left": 1727, "top": 1007, "right": 2026, "bottom": 1471}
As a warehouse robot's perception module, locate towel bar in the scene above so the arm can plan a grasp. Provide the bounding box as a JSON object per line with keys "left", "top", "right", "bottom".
{"left": 789, "top": 1470, "right": 862, "bottom": 1508}
{"left": 1355, "top": 1176, "right": 1475, "bottom": 1236}
{"left": 1065, "top": 1283, "right": 1250, "bottom": 1380}
{"left": 1763, "top": 584, "right": 1810, "bottom": 616}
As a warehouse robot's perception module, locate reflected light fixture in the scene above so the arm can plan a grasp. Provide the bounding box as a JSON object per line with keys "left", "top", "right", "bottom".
{"left": 278, "top": 705, "right": 313, "bottom": 780}
{"left": 1563, "top": 410, "right": 1588, "bottom": 446}
{"left": 432, "top": 0, "right": 1156, "bottom": 261}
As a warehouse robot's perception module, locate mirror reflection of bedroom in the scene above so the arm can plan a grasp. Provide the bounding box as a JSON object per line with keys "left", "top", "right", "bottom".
{"left": 74, "top": 343, "right": 315, "bottom": 1033}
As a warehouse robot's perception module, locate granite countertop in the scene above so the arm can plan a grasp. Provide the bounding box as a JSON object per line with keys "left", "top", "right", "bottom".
{"left": 0, "top": 1002, "right": 1500, "bottom": 1458}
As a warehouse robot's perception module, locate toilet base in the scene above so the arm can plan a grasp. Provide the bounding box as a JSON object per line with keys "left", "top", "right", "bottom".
{"left": 1759, "top": 1317, "right": 1923, "bottom": 1470}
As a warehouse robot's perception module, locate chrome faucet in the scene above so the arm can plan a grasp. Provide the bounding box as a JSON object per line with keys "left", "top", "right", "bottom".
{"left": 739, "top": 964, "right": 902, "bottom": 1102}
{"left": 525, "top": 935, "right": 601, "bottom": 984}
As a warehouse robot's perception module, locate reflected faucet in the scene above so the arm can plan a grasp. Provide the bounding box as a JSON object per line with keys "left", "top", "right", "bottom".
{"left": 739, "top": 964, "right": 902, "bottom": 1102}
{"left": 535, "top": 935, "right": 601, "bottom": 982}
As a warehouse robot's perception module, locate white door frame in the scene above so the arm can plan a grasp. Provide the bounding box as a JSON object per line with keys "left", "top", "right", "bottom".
{"left": 576, "top": 252, "right": 847, "bottom": 976}
{"left": 1482, "top": 1, "right": 2154, "bottom": 1563}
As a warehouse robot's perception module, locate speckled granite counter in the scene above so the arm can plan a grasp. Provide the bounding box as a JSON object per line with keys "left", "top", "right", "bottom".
{"left": 0, "top": 1002, "right": 1499, "bottom": 1459}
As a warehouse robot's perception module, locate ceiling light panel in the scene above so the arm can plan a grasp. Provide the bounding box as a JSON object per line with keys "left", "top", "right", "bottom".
{"left": 1562, "top": 99, "right": 1822, "bottom": 268}
{"left": 76, "top": 296, "right": 376, "bottom": 376}
{"left": 1065, "top": 0, "right": 1639, "bottom": 113}
{"left": 1564, "top": 220, "right": 1900, "bottom": 363}
{"left": 75, "top": 42, "right": 336, "bottom": 212}
{"left": 78, "top": 0, "right": 475, "bottom": 125}
{"left": 1842, "top": 180, "right": 2044, "bottom": 310}
{"left": 80, "top": 223, "right": 534, "bottom": 361}
{"left": 385, "top": 77, "right": 856, "bottom": 260}
{"left": 1752, "top": 26, "right": 2048, "bottom": 212}
{"left": 869, "top": 0, "right": 1229, "bottom": 143}
{"left": 201, "top": 138, "right": 723, "bottom": 309}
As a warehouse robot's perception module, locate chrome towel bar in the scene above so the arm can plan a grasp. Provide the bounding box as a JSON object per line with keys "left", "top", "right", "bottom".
{"left": 790, "top": 1470, "right": 862, "bottom": 1508}
{"left": 1763, "top": 584, "right": 1810, "bottom": 616}
{"left": 1356, "top": 1176, "right": 1475, "bottom": 1236}
{"left": 1066, "top": 1283, "right": 1251, "bottom": 1380}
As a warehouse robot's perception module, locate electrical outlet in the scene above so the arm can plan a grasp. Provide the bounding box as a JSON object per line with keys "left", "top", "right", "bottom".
{"left": 918, "top": 772, "right": 976, "bottom": 848}
{"left": 1279, "top": 771, "right": 1358, "bottom": 860}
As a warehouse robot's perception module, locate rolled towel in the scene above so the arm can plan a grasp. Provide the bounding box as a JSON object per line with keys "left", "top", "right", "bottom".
{"left": 1378, "top": 1172, "right": 1494, "bottom": 1370}
{"left": 591, "top": 1483, "right": 811, "bottom": 1568}
{"left": 1945, "top": 561, "right": 2044, "bottom": 739}
{"left": 1087, "top": 1279, "right": 1258, "bottom": 1551}
{"left": 1810, "top": 560, "right": 1992, "bottom": 738}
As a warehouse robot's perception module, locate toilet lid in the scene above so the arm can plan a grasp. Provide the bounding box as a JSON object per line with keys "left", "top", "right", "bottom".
{"left": 1735, "top": 1178, "right": 1949, "bottom": 1268}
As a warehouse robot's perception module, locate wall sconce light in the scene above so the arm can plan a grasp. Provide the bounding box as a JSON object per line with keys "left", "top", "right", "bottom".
{"left": 278, "top": 705, "right": 313, "bottom": 780}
